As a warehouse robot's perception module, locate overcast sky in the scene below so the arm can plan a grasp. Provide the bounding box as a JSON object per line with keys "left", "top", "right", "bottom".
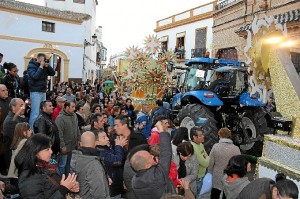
{"left": 18, "top": 0, "right": 213, "bottom": 60}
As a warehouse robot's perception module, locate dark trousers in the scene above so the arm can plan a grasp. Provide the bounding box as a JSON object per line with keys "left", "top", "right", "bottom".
{"left": 211, "top": 188, "right": 221, "bottom": 199}
{"left": 3, "top": 136, "right": 12, "bottom": 172}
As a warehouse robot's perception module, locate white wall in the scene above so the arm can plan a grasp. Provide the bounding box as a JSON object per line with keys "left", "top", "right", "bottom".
{"left": 45, "top": 0, "right": 98, "bottom": 82}
{"left": 0, "top": 11, "right": 83, "bottom": 44}
{"left": 156, "top": 17, "right": 214, "bottom": 60}
{"left": 0, "top": 10, "right": 84, "bottom": 79}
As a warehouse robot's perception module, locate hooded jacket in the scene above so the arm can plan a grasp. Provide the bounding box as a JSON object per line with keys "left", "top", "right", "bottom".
{"left": 222, "top": 175, "right": 250, "bottom": 199}
{"left": 132, "top": 132, "right": 176, "bottom": 199}
{"left": 55, "top": 109, "right": 81, "bottom": 152}
{"left": 135, "top": 111, "right": 151, "bottom": 138}
{"left": 27, "top": 59, "right": 55, "bottom": 92}
{"left": 71, "top": 147, "right": 110, "bottom": 199}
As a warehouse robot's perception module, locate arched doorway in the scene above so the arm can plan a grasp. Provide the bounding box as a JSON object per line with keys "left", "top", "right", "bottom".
{"left": 24, "top": 46, "right": 70, "bottom": 83}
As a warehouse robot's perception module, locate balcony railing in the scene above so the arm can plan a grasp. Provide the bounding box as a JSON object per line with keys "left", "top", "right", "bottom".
{"left": 175, "top": 49, "right": 185, "bottom": 60}
{"left": 215, "top": 0, "right": 238, "bottom": 10}
{"left": 191, "top": 48, "right": 207, "bottom": 58}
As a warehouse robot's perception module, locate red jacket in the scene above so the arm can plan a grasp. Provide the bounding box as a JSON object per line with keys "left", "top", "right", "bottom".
{"left": 148, "top": 128, "right": 160, "bottom": 146}
{"left": 169, "top": 161, "right": 179, "bottom": 187}
{"left": 52, "top": 106, "right": 61, "bottom": 121}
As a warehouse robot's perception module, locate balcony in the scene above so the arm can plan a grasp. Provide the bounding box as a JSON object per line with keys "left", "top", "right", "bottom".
{"left": 191, "top": 48, "right": 207, "bottom": 58}
{"left": 175, "top": 48, "right": 185, "bottom": 60}
{"left": 215, "top": 0, "right": 238, "bottom": 10}
{"left": 154, "top": 2, "right": 214, "bottom": 32}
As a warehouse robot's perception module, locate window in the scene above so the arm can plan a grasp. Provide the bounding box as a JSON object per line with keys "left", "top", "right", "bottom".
{"left": 159, "top": 36, "right": 168, "bottom": 53}
{"left": 195, "top": 27, "right": 207, "bottom": 49}
{"left": 192, "top": 27, "right": 207, "bottom": 57}
{"left": 161, "top": 41, "right": 168, "bottom": 53}
{"left": 216, "top": 48, "right": 238, "bottom": 60}
{"left": 42, "top": 21, "right": 55, "bottom": 33}
{"left": 175, "top": 33, "right": 185, "bottom": 59}
{"left": 96, "top": 52, "right": 101, "bottom": 64}
{"left": 73, "top": 0, "right": 85, "bottom": 3}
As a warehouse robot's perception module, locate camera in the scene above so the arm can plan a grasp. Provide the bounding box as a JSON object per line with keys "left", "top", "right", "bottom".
{"left": 45, "top": 59, "right": 50, "bottom": 64}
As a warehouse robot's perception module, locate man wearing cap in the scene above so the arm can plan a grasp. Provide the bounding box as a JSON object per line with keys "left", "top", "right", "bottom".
{"left": 63, "top": 87, "right": 75, "bottom": 103}
{"left": 52, "top": 96, "right": 66, "bottom": 121}
{"left": 28, "top": 53, "right": 55, "bottom": 128}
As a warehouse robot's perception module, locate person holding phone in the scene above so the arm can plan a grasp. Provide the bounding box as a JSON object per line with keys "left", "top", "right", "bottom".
{"left": 130, "top": 121, "right": 176, "bottom": 198}
{"left": 28, "top": 53, "right": 55, "bottom": 129}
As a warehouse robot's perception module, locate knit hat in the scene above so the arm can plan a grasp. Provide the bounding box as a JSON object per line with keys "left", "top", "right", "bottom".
{"left": 56, "top": 96, "right": 66, "bottom": 102}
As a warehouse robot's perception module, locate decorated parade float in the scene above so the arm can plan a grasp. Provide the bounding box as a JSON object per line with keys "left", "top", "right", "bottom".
{"left": 116, "top": 16, "right": 300, "bottom": 194}
{"left": 244, "top": 15, "right": 300, "bottom": 192}
{"left": 116, "top": 35, "right": 176, "bottom": 110}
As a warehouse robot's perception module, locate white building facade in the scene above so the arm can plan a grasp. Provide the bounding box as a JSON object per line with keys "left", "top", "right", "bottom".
{"left": 45, "top": 0, "right": 102, "bottom": 83}
{"left": 95, "top": 26, "right": 107, "bottom": 77}
{"left": 0, "top": 0, "right": 91, "bottom": 83}
{"left": 154, "top": 1, "right": 215, "bottom": 67}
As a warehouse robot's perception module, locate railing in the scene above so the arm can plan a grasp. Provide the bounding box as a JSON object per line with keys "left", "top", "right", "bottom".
{"left": 215, "top": 0, "right": 238, "bottom": 10}
{"left": 175, "top": 49, "right": 185, "bottom": 59}
{"left": 191, "top": 48, "right": 207, "bottom": 58}
{"left": 155, "top": 2, "right": 214, "bottom": 29}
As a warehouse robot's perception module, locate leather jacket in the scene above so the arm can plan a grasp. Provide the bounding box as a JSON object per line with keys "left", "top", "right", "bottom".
{"left": 34, "top": 112, "right": 60, "bottom": 154}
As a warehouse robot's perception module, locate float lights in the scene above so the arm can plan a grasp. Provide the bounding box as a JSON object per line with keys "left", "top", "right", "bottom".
{"left": 280, "top": 40, "right": 295, "bottom": 47}
{"left": 265, "top": 37, "right": 283, "bottom": 44}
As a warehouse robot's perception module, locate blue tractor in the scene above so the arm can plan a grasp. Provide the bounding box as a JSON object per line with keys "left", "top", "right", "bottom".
{"left": 168, "top": 57, "right": 270, "bottom": 155}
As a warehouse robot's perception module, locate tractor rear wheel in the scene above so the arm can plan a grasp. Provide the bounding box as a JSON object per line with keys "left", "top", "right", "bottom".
{"left": 177, "top": 104, "right": 218, "bottom": 153}
{"left": 239, "top": 107, "right": 269, "bottom": 156}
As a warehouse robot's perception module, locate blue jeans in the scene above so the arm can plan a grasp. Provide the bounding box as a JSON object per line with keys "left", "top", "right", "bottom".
{"left": 29, "top": 92, "right": 46, "bottom": 129}
{"left": 57, "top": 152, "right": 72, "bottom": 175}
{"left": 111, "top": 194, "right": 121, "bottom": 199}
{"left": 197, "top": 177, "right": 204, "bottom": 198}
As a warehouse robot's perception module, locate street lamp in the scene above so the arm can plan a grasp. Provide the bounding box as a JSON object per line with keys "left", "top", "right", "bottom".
{"left": 84, "top": 33, "right": 97, "bottom": 47}
{"left": 83, "top": 33, "right": 98, "bottom": 77}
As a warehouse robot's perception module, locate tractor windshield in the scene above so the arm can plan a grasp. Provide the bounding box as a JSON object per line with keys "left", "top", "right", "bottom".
{"left": 208, "top": 68, "right": 248, "bottom": 94}
{"left": 186, "top": 64, "right": 211, "bottom": 91}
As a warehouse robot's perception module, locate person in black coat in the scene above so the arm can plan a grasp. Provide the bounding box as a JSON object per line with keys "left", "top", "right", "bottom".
{"left": 113, "top": 115, "right": 147, "bottom": 153}
{"left": 0, "top": 62, "right": 20, "bottom": 98}
{"left": 33, "top": 100, "right": 60, "bottom": 155}
{"left": 75, "top": 102, "right": 90, "bottom": 133}
{"left": 21, "top": 70, "right": 30, "bottom": 98}
{"left": 0, "top": 84, "right": 11, "bottom": 128}
{"left": 15, "top": 134, "right": 79, "bottom": 199}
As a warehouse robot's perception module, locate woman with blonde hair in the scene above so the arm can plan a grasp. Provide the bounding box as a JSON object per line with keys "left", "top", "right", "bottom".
{"left": 7, "top": 122, "right": 32, "bottom": 178}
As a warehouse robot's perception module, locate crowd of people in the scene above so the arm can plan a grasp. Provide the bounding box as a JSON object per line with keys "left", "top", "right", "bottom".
{"left": 0, "top": 52, "right": 298, "bottom": 199}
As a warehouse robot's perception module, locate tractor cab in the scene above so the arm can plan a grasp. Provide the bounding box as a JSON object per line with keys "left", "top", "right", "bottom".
{"left": 184, "top": 58, "right": 247, "bottom": 95}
